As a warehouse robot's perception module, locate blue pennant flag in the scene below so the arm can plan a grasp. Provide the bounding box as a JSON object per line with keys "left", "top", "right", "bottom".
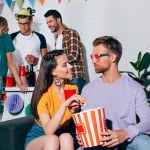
{"left": 6, "top": 0, "right": 12, "bottom": 8}
{"left": 29, "top": 0, "right": 35, "bottom": 6}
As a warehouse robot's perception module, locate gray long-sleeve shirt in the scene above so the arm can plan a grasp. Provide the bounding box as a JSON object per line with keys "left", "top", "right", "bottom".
{"left": 81, "top": 75, "right": 150, "bottom": 140}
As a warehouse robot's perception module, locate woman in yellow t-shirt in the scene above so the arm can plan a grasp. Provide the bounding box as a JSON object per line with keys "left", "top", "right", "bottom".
{"left": 25, "top": 50, "right": 85, "bottom": 150}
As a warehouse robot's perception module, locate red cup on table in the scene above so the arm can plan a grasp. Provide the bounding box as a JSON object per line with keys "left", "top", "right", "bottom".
{"left": 64, "top": 89, "right": 76, "bottom": 100}
{"left": 19, "top": 66, "right": 26, "bottom": 76}
{"left": 6, "top": 76, "right": 13, "bottom": 87}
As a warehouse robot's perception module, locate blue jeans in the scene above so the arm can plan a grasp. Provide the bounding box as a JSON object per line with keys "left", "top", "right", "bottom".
{"left": 84, "top": 134, "right": 150, "bottom": 150}
{"left": 25, "top": 122, "right": 79, "bottom": 150}
{"left": 126, "top": 134, "right": 150, "bottom": 150}
{"left": 70, "top": 78, "right": 86, "bottom": 94}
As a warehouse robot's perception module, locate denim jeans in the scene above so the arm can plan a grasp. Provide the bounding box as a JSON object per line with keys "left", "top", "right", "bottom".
{"left": 126, "top": 134, "right": 150, "bottom": 150}
{"left": 70, "top": 78, "right": 86, "bottom": 94}
{"left": 84, "top": 134, "right": 150, "bottom": 150}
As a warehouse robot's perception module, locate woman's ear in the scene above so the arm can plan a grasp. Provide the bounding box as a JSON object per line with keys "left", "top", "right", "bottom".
{"left": 51, "top": 69, "right": 56, "bottom": 76}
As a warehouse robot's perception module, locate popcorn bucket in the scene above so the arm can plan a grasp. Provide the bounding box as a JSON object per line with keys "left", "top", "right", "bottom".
{"left": 72, "top": 107, "right": 107, "bottom": 148}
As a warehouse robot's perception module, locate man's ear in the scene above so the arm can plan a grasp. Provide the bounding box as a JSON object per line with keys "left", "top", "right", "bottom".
{"left": 110, "top": 53, "right": 117, "bottom": 63}
{"left": 57, "top": 18, "right": 61, "bottom": 23}
{"left": 29, "top": 18, "right": 33, "bottom": 25}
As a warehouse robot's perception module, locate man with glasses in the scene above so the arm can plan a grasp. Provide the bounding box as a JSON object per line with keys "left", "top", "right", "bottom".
{"left": 79, "top": 36, "right": 150, "bottom": 150}
{"left": 10, "top": 8, "right": 47, "bottom": 72}
{"left": 44, "top": 10, "right": 86, "bottom": 94}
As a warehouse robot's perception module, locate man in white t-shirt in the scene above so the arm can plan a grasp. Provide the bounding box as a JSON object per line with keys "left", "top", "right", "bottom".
{"left": 11, "top": 7, "right": 47, "bottom": 71}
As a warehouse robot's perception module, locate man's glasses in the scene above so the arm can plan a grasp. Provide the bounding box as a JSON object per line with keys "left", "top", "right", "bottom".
{"left": 18, "top": 22, "right": 30, "bottom": 27}
{"left": 90, "top": 53, "right": 110, "bottom": 61}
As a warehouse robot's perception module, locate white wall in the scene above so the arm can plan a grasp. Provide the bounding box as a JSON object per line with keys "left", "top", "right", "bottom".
{"left": 1, "top": 0, "right": 150, "bottom": 82}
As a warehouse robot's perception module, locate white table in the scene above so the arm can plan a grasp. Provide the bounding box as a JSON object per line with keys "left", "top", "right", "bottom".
{"left": 1, "top": 87, "right": 34, "bottom": 121}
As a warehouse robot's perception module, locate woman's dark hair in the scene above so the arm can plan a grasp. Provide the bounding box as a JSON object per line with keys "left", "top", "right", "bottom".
{"left": 31, "top": 50, "right": 64, "bottom": 119}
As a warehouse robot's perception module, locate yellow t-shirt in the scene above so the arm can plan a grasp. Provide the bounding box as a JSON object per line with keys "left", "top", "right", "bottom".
{"left": 35, "top": 84, "right": 78, "bottom": 125}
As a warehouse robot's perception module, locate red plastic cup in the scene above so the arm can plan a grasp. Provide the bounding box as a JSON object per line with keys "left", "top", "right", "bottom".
{"left": 6, "top": 76, "right": 14, "bottom": 87}
{"left": 19, "top": 66, "right": 26, "bottom": 76}
{"left": 64, "top": 89, "right": 76, "bottom": 100}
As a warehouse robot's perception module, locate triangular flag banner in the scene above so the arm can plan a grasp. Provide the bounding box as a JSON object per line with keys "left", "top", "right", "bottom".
{"left": 29, "top": 0, "right": 35, "bottom": 6}
{"left": 68, "top": 0, "right": 71, "bottom": 3}
{"left": 6, "top": 0, "right": 12, "bottom": 8}
{"left": 16, "top": 0, "right": 21, "bottom": 7}
{"left": 58, "top": 0, "right": 61, "bottom": 4}
{"left": 39, "top": 0, "right": 44, "bottom": 5}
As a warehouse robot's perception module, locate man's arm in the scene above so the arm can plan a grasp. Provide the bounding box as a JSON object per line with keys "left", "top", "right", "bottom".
{"left": 124, "top": 85, "right": 150, "bottom": 140}
{"left": 41, "top": 48, "right": 47, "bottom": 57}
{"left": 64, "top": 30, "right": 81, "bottom": 64}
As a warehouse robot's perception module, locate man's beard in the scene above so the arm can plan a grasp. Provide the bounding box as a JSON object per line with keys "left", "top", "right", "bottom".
{"left": 95, "top": 67, "right": 106, "bottom": 74}
{"left": 50, "top": 25, "right": 59, "bottom": 33}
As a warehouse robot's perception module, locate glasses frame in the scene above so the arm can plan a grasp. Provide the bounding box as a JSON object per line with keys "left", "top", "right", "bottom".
{"left": 18, "top": 21, "right": 30, "bottom": 27}
{"left": 90, "top": 53, "right": 110, "bottom": 61}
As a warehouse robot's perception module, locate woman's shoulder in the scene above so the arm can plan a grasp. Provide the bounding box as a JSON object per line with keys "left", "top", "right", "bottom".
{"left": 2, "top": 34, "right": 10, "bottom": 38}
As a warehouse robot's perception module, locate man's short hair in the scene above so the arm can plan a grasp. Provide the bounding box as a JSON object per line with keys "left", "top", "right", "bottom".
{"left": 93, "top": 36, "right": 122, "bottom": 63}
{"left": 44, "top": 9, "right": 62, "bottom": 22}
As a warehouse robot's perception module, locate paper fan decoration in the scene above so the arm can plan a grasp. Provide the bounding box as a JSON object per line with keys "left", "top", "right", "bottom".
{"left": 5, "top": 94, "right": 24, "bottom": 115}
{"left": 25, "top": 104, "right": 31, "bottom": 116}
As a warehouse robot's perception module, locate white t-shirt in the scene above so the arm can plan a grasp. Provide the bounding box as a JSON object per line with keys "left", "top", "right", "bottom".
{"left": 11, "top": 31, "right": 47, "bottom": 71}
{"left": 55, "top": 34, "right": 63, "bottom": 50}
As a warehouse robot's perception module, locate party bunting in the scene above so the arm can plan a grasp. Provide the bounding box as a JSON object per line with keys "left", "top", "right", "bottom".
{"left": 39, "top": 0, "right": 44, "bottom": 5}
{"left": 6, "top": 0, "right": 12, "bottom": 8}
{"left": 58, "top": 0, "right": 61, "bottom": 4}
{"left": 16, "top": 0, "right": 21, "bottom": 7}
{"left": 29, "top": 0, "right": 35, "bottom": 6}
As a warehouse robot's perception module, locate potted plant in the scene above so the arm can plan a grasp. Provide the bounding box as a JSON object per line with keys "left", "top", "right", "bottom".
{"left": 121, "top": 51, "right": 150, "bottom": 102}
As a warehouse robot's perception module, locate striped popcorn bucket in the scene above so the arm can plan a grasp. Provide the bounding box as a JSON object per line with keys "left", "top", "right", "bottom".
{"left": 72, "top": 107, "right": 107, "bottom": 148}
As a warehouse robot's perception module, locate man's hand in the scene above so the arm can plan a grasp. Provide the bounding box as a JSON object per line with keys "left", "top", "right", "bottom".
{"left": 100, "top": 129, "right": 129, "bottom": 148}
{"left": 25, "top": 55, "right": 39, "bottom": 65}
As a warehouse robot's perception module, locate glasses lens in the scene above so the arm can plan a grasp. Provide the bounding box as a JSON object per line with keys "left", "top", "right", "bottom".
{"left": 94, "top": 54, "right": 99, "bottom": 60}
{"left": 90, "top": 54, "right": 99, "bottom": 61}
{"left": 18, "top": 22, "right": 29, "bottom": 26}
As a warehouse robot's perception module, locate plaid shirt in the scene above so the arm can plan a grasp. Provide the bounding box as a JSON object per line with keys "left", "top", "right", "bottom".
{"left": 62, "top": 27, "right": 85, "bottom": 79}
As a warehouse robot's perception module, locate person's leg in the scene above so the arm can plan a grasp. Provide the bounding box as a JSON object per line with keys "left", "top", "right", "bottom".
{"left": 59, "top": 133, "right": 74, "bottom": 150}
{"left": 70, "top": 78, "right": 86, "bottom": 94}
{"left": 126, "top": 134, "right": 150, "bottom": 150}
{"left": 26, "top": 134, "right": 60, "bottom": 150}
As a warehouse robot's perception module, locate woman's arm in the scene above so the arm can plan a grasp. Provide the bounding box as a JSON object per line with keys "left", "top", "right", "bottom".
{"left": 40, "top": 95, "right": 85, "bottom": 135}
{"left": 39, "top": 104, "right": 67, "bottom": 135}
{"left": 6, "top": 52, "right": 27, "bottom": 92}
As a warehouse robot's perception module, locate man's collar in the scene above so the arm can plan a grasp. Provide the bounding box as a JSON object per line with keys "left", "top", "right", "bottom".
{"left": 62, "top": 26, "right": 68, "bottom": 35}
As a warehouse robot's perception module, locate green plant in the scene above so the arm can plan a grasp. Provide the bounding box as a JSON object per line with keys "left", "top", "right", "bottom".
{"left": 121, "top": 51, "right": 150, "bottom": 101}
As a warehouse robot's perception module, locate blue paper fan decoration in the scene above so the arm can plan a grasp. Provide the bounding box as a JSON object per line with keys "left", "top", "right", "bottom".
{"left": 5, "top": 94, "right": 24, "bottom": 115}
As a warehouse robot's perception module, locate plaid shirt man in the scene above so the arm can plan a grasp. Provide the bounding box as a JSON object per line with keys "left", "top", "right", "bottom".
{"left": 62, "top": 27, "right": 85, "bottom": 79}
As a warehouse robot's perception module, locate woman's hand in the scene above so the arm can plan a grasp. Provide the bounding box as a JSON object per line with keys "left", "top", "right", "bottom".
{"left": 62, "top": 94, "right": 86, "bottom": 113}
{"left": 18, "top": 84, "right": 28, "bottom": 93}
